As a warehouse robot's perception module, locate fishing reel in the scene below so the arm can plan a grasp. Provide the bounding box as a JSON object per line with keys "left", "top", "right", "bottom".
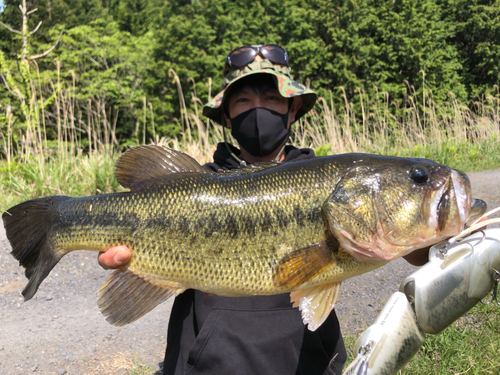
{"left": 340, "top": 227, "right": 500, "bottom": 375}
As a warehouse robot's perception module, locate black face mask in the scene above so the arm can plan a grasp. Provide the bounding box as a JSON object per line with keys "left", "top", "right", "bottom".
{"left": 230, "top": 107, "right": 290, "bottom": 157}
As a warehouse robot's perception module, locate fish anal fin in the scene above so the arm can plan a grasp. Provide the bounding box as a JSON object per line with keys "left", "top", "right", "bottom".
{"left": 98, "top": 268, "right": 185, "bottom": 326}
{"left": 273, "top": 241, "right": 336, "bottom": 289}
{"left": 290, "top": 282, "right": 342, "bottom": 331}
{"left": 114, "top": 145, "right": 210, "bottom": 190}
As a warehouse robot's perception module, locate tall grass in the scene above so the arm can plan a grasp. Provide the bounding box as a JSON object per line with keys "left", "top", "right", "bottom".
{"left": 292, "top": 86, "right": 500, "bottom": 171}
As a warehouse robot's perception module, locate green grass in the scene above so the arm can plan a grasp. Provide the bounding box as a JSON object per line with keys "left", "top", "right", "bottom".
{"left": 382, "top": 137, "right": 500, "bottom": 173}
{"left": 126, "top": 356, "right": 156, "bottom": 375}
{"left": 312, "top": 137, "right": 500, "bottom": 173}
{"left": 343, "top": 299, "right": 500, "bottom": 374}
{"left": 406, "top": 301, "right": 500, "bottom": 374}
{"left": 0, "top": 148, "right": 124, "bottom": 211}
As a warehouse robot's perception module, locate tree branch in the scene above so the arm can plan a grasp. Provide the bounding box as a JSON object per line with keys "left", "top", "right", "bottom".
{"left": 0, "top": 21, "right": 21, "bottom": 35}
{"left": 89, "top": 56, "right": 101, "bottom": 66}
{"left": 29, "top": 31, "right": 62, "bottom": 60}
{"left": 30, "top": 21, "right": 42, "bottom": 35}
{"left": 0, "top": 73, "right": 23, "bottom": 99}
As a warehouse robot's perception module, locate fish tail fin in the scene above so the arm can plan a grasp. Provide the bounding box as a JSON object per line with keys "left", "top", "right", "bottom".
{"left": 2, "top": 196, "right": 71, "bottom": 300}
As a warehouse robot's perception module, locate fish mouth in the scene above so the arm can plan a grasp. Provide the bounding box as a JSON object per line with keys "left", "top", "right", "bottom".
{"left": 434, "top": 170, "right": 487, "bottom": 235}
{"left": 465, "top": 199, "right": 488, "bottom": 226}
{"left": 433, "top": 170, "right": 467, "bottom": 235}
{"left": 450, "top": 169, "right": 471, "bottom": 226}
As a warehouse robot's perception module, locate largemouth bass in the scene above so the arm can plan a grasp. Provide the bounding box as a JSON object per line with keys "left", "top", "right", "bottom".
{"left": 2, "top": 145, "right": 486, "bottom": 331}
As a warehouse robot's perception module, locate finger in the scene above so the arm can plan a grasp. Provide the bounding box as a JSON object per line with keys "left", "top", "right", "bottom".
{"left": 98, "top": 246, "right": 132, "bottom": 270}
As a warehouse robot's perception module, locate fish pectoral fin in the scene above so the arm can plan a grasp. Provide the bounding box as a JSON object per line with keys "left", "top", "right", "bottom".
{"left": 273, "top": 241, "right": 336, "bottom": 289}
{"left": 114, "top": 145, "right": 211, "bottom": 191}
{"left": 290, "top": 282, "right": 342, "bottom": 331}
{"left": 98, "top": 268, "right": 184, "bottom": 326}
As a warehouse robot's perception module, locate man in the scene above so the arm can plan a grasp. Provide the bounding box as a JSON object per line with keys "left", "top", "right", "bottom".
{"left": 99, "top": 44, "right": 349, "bottom": 374}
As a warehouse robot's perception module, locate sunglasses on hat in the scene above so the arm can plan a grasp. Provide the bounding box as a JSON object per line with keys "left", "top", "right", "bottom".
{"left": 225, "top": 44, "right": 289, "bottom": 70}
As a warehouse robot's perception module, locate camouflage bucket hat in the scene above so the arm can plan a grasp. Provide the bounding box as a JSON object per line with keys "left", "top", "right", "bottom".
{"left": 203, "top": 57, "right": 317, "bottom": 125}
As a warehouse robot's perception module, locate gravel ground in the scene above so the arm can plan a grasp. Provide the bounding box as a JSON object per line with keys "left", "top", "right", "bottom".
{"left": 1, "top": 169, "right": 499, "bottom": 374}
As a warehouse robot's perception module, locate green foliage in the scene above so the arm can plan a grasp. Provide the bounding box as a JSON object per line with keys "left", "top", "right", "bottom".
{"left": 147, "top": 0, "right": 469, "bottom": 120}
{"left": 310, "top": 0, "right": 465, "bottom": 105}
{"left": 2, "top": 0, "right": 500, "bottom": 149}
{"left": 0, "top": 0, "right": 108, "bottom": 56}
{"left": 313, "top": 142, "right": 332, "bottom": 157}
{"left": 442, "top": 0, "right": 500, "bottom": 100}
{"left": 45, "top": 19, "right": 158, "bottom": 142}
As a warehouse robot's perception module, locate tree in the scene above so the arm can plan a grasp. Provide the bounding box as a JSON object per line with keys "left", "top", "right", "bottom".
{"left": 0, "top": 0, "right": 62, "bottom": 158}
{"left": 441, "top": 0, "right": 500, "bottom": 101}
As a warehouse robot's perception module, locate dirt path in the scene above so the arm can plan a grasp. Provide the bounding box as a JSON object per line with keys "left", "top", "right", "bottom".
{"left": 1, "top": 169, "right": 499, "bottom": 374}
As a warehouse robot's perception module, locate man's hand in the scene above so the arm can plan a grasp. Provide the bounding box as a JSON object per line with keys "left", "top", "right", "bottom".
{"left": 403, "top": 247, "right": 430, "bottom": 266}
{"left": 403, "top": 216, "right": 489, "bottom": 267}
{"left": 98, "top": 246, "right": 132, "bottom": 269}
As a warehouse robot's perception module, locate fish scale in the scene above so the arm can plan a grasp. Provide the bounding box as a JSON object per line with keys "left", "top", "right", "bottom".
{"left": 2, "top": 145, "right": 486, "bottom": 329}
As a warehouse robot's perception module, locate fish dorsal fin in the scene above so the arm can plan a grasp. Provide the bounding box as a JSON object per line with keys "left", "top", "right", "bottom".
{"left": 273, "top": 240, "right": 336, "bottom": 289}
{"left": 290, "top": 282, "right": 342, "bottom": 331}
{"left": 219, "top": 161, "right": 282, "bottom": 176}
{"left": 98, "top": 268, "right": 185, "bottom": 326}
{"left": 115, "top": 145, "right": 210, "bottom": 190}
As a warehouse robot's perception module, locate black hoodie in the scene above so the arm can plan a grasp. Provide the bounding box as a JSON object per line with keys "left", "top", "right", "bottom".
{"left": 203, "top": 142, "right": 316, "bottom": 172}
{"left": 163, "top": 143, "right": 347, "bottom": 375}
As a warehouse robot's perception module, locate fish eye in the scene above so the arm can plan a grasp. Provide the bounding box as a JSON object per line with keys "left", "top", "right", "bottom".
{"left": 410, "top": 167, "right": 428, "bottom": 184}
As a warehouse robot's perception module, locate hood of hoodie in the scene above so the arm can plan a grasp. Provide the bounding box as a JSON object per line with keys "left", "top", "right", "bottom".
{"left": 202, "top": 142, "right": 316, "bottom": 172}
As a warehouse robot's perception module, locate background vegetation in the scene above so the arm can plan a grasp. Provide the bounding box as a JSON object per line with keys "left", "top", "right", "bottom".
{"left": 2, "top": 0, "right": 500, "bottom": 146}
